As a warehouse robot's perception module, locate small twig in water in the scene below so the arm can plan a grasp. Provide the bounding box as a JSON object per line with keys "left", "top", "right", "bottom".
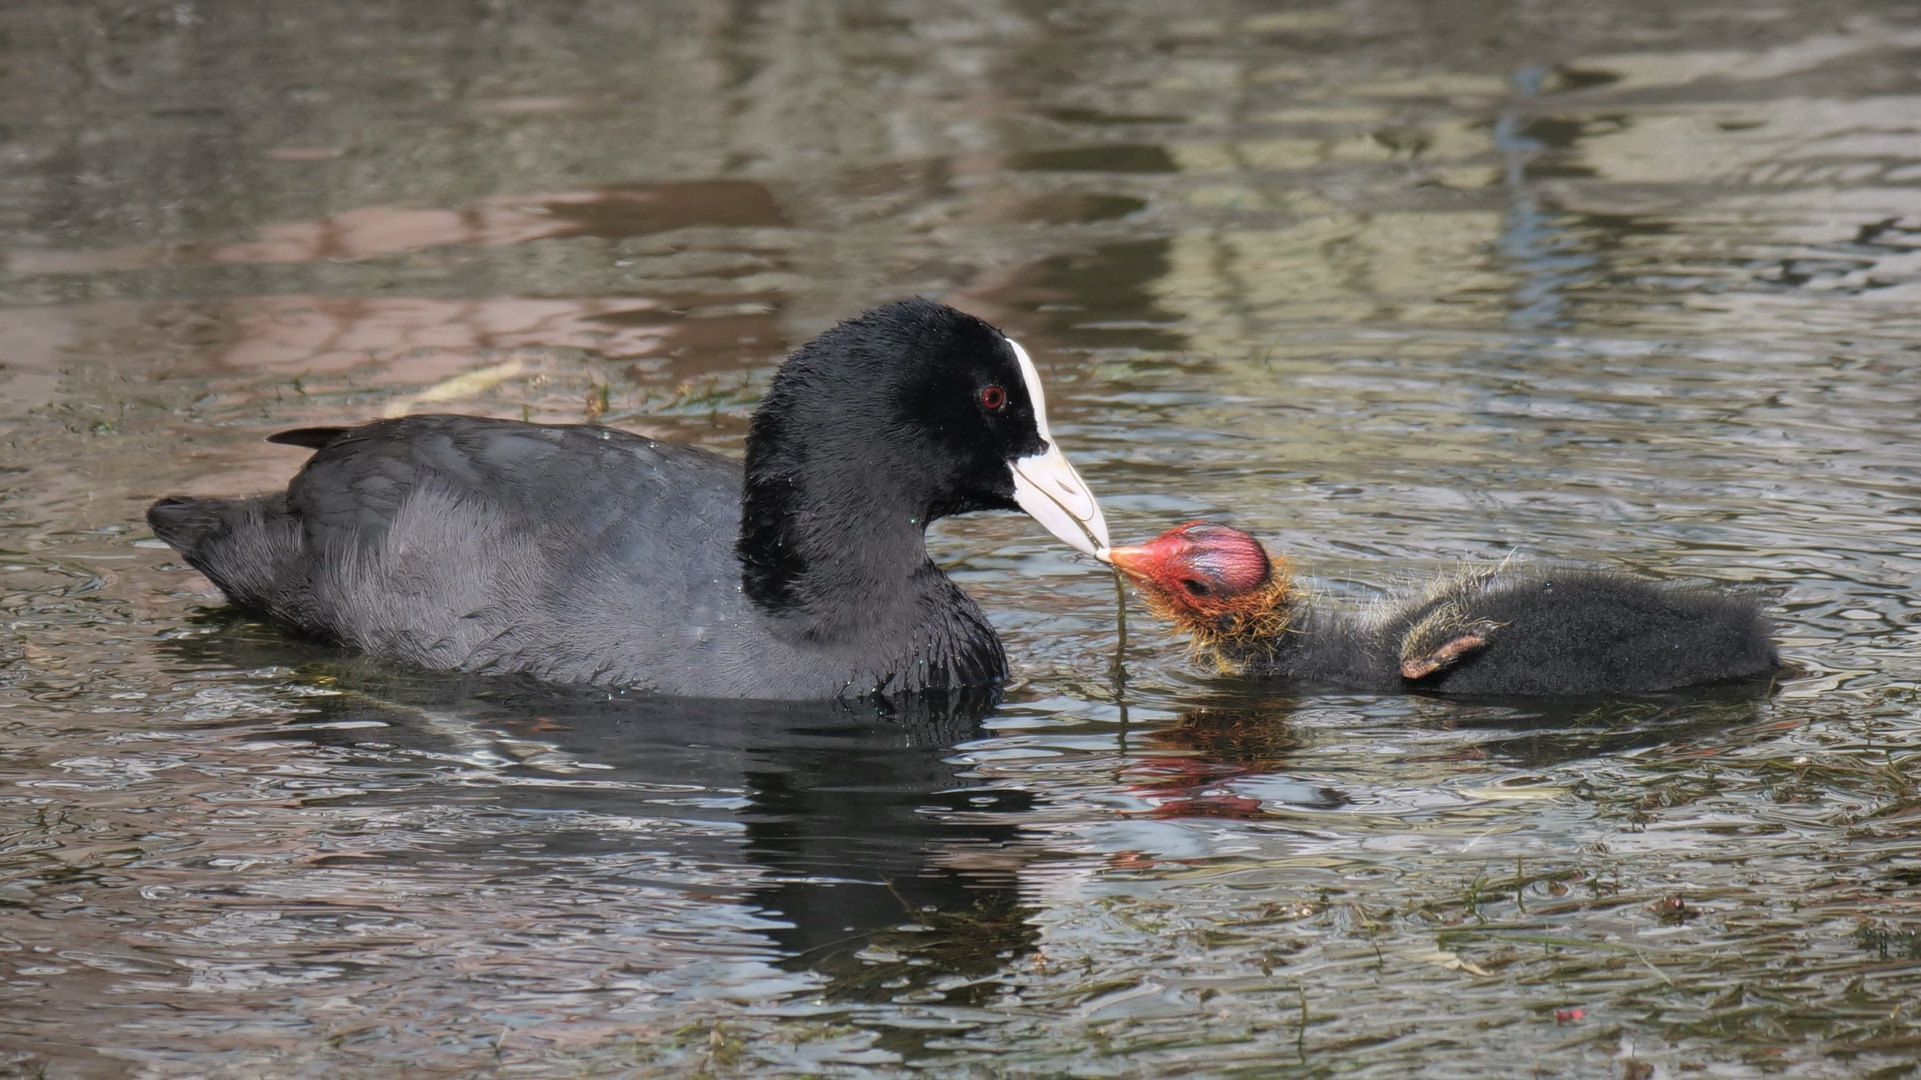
{"left": 1297, "top": 986, "right": 1309, "bottom": 1062}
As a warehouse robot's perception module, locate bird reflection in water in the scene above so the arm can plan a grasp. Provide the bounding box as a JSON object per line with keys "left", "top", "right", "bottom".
{"left": 1132, "top": 684, "right": 1785, "bottom": 817}
{"left": 162, "top": 620, "right": 1039, "bottom": 1005}
{"left": 1122, "top": 706, "right": 1344, "bottom": 821}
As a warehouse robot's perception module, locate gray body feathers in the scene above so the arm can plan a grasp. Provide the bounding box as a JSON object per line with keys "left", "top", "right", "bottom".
{"left": 148, "top": 416, "right": 1005, "bottom": 699}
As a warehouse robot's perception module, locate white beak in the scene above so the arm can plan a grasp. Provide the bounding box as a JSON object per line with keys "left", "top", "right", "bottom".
{"left": 1012, "top": 443, "right": 1111, "bottom": 557}
{"left": 1005, "top": 336, "right": 1110, "bottom": 558}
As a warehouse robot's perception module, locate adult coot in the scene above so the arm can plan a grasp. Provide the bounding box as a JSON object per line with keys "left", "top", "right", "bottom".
{"left": 147, "top": 299, "right": 1111, "bottom": 699}
{"left": 1103, "top": 522, "right": 1781, "bottom": 695}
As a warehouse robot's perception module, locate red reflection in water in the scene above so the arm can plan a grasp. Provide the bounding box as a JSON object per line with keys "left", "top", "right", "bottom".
{"left": 1121, "top": 757, "right": 1275, "bottom": 821}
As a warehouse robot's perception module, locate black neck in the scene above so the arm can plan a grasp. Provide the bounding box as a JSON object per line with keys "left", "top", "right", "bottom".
{"left": 1204, "top": 591, "right": 1311, "bottom": 674}
{"left": 1212, "top": 592, "right": 1405, "bottom": 690}
{"left": 738, "top": 463, "right": 931, "bottom": 626}
{"left": 735, "top": 471, "right": 1007, "bottom": 688}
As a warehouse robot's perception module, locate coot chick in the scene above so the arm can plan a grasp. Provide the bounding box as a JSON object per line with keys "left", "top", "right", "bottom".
{"left": 1103, "top": 522, "right": 1780, "bottom": 695}
{"left": 147, "top": 299, "right": 1111, "bottom": 699}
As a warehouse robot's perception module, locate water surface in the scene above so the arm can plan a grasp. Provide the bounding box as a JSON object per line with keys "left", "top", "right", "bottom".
{"left": 3, "top": 1, "right": 1921, "bottom": 1076}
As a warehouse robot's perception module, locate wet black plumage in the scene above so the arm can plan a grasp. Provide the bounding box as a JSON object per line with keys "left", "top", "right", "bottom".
{"left": 147, "top": 300, "right": 1106, "bottom": 699}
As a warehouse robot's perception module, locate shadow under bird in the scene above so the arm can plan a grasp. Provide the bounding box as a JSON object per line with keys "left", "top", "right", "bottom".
{"left": 1103, "top": 521, "right": 1781, "bottom": 696}
{"left": 147, "top": 299, "right": 1111, "bottom": 700}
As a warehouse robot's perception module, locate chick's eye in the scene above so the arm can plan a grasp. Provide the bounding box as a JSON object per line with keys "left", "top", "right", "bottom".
{"left": 1181, "top": 578, "right": 1210, "bottom": 597}
{"left": 979, "top": 385, "right": 1007, "bottom": 411}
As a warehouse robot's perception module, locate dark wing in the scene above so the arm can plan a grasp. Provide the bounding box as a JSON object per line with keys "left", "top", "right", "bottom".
{"left": 285, "top": 415, "right": 740, "bottom": 559}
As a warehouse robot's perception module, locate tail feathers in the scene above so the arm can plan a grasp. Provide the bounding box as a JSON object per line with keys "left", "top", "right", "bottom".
{"left": 267, "top": 426, "right": 348, "bottom": 450}
{"left": 146, "top": 494, "right": 316, "bottom": 629}
{"left": 148, "top": 496, "right": 233, "bottom": 555}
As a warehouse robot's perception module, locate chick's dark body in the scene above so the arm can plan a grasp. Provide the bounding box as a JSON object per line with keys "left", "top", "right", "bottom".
{"left": 1389, "top": 570, "right": 1779, "bottom": 696}
{"left": 1114, "top": 523, "right": 1781, "bottom": 698}
{"left": 1242, "top": 570, "right": 1780, "bottom": 696}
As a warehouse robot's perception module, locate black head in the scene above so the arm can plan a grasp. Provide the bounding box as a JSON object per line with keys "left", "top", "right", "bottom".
{"left": 739, "top": 299, "right": 1108, "bottom": 614}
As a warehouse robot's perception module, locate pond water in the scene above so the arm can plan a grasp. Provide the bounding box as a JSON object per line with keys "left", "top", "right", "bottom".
{"left": 4, "top": 1, "right": 1921, "bottom": 1076}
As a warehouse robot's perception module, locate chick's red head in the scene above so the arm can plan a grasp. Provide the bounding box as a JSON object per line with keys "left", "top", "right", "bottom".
{"left": 1104, "top": 521, "right": 1278, "bottom": 625}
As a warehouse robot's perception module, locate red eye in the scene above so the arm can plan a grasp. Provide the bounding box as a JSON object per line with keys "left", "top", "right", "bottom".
{"left": 980, "top": 385, "right": 1007, "bottom": 411}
